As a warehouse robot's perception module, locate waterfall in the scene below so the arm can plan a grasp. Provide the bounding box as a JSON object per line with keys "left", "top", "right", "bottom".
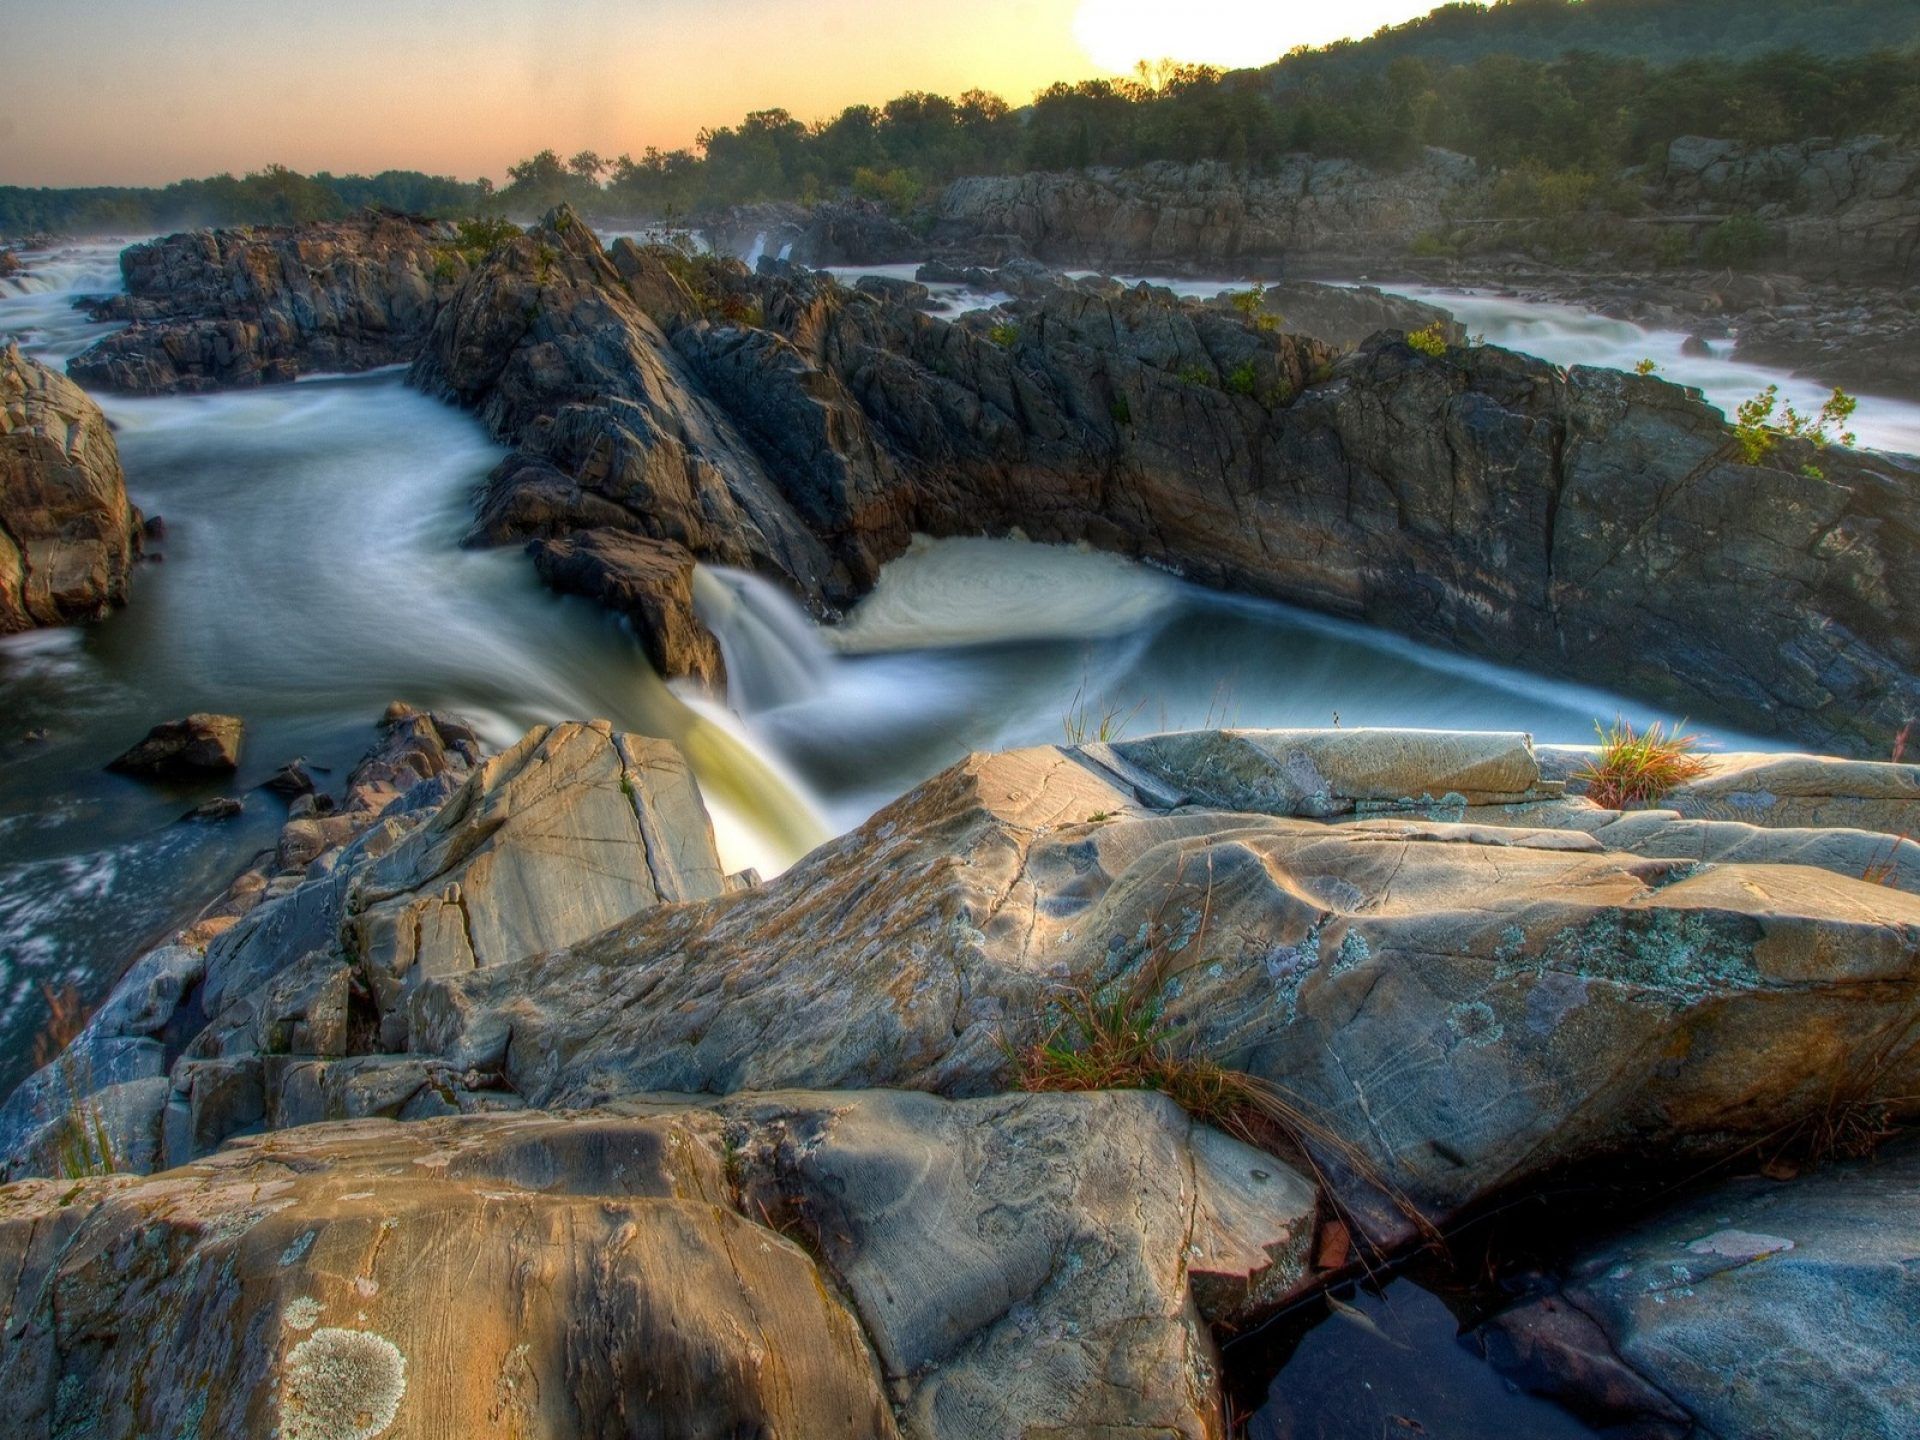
{"left": 692, "top": 567, "right": 835, "bottom": 713}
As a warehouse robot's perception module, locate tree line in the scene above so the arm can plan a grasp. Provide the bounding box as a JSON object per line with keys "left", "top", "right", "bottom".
{"left": 4, "top": 0, "right": 1915, "bottom": 236}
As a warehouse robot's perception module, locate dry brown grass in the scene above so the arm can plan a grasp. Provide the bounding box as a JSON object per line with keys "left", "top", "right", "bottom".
{"left": 1575, "top": 717, "right": 1711, "bottom": 810}
{"left": 33, "top": 981, "right": 89, "bottom": 1069}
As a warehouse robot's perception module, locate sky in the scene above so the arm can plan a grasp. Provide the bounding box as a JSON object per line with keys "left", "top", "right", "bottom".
{"left": 0, "top": 0, "right": 1461, "bottom": 187}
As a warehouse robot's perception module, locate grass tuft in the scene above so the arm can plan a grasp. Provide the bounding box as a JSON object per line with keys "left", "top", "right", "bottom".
{"left": 1575, "top": 717, "right": 1710, "bottom": 810}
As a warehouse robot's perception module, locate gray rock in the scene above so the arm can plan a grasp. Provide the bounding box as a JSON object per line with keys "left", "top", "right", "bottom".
{"left": 1483, "top": 1136, "right": 1920, "bottom": 1440}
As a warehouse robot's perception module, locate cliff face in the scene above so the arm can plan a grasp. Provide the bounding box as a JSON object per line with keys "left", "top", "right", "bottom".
{"left": 67, "top": 212, "right": 464, "bottom": 394}
{"left": 0, "top": 341, "right": 139, "bottom": 632}
{"left": 929, "top": 150, "right": 1483, "bottom": 271}
{"left": 922, "top": 136, "right": 1920, "bottom": 282}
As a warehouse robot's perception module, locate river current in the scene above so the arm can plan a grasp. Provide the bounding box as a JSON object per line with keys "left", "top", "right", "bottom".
{"left": 7, "top": 236, "right": 1913, "bottom": 1086}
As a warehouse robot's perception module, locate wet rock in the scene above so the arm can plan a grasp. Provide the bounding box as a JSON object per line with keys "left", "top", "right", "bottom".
{"left": 1482, "top": 1135, "right": 1920, "bottom": 1440}
{"left": 1682, "top": 332, "right": 1713, "bottom": 357}
{"left": 261, "top": 758, "right": 316, "bottom": 798}
{"left": 184, "top": 796, "right": 243, "bottom": 822}
{"left": 0, "top": 341, "right": 140, "bottom": 632}
{"left": 527, "top": 528, "right": 725, "bottom": 685}
{"left": 107, "top": 712, "right": 245, "bottom": 777}
{"left": 68, "top": 212, "right": 463, "bottom": 394}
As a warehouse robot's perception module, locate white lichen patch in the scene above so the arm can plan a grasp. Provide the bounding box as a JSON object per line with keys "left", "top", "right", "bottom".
{"left": 284, "top": 1295, "right": 323, "bottom": 1331}
{"left": 282, "top": 1327, "right": 407, "bottom": 1440}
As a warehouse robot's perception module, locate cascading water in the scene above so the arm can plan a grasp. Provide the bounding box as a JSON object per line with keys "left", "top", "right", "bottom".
{"left": 0, "top": 248, "right": 828, "bottom": 1087}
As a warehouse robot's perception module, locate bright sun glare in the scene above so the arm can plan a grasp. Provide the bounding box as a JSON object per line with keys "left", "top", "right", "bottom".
{"left": 1073, "top": 0, "right": 1447, "bottom": 74}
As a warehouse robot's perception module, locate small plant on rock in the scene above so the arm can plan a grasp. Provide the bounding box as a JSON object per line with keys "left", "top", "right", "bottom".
{"left": 1175, "top": 362, "right": 1214, "bottom": 387}
{"left": 1634, "top": 358, "right": 1659, "bottom": 376}
{"left": 1406, "top": 322, "right": 1450, "bottom": 358}
{"left": 1732, "top": 385, "right": 1858, "bottom": 469}
{"left": 1225, "top": 360, "right": 1259, "bottom": 397}
{"left": 1576, "top": 718, "right": 1710, "bottom": 810}
{"left": 1226, "top": 284, "right": 1281, "bottom": 332}
{"left": 989, "top": 320, "right": 1020, "bottom": 348}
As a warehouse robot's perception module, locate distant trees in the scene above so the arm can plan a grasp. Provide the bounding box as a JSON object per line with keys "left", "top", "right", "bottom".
{"left": 6, "top": 0, "right": 1916, "bottom": 237}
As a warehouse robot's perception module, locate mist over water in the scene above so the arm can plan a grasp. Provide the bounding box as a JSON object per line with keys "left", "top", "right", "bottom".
{"left": 0, "top": 238, "right": 1807, "bottom": 1089}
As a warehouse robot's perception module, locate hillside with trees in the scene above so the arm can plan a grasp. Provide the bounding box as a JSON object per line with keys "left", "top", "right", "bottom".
{"left": 3, "top": 0, "right": 1915, "bottom": 235}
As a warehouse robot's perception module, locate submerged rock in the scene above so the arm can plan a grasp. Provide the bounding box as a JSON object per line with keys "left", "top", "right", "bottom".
{"left": 0, "top": 341, "right": 140, "bottom": 632}
{"left": 107, "top": 712, "right": 245, "bottom": 777}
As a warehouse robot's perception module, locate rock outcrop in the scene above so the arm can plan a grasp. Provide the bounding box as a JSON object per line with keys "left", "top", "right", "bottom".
{"left": 8, "top": 721, "right": 1919, "bottom": 1435}
{"left": 528, "top": 530, "right": 726, "bottom": 686}
{"left": 928, "top": 152, "right": 1483, "bottom": 273}
{"left": 0, "top": 341, "right": 140, "bottom": 632}
{"left": 428, "top": 210, "right": 1918, "bottom": 754}
{"left": 67, "top": 212, "right": 464, "bottom": 394}
{"left": 701, "top": 197, "right": 922, "bottom": 267}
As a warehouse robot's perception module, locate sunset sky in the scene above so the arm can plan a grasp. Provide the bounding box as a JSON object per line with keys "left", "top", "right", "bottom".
{"left": 0, "top": 0, "right": 1461, "bottom": 187}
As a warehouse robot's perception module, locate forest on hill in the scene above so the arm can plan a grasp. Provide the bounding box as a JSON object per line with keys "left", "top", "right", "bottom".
{"left": 3, "top": 0, "right": 1915, "bottom": 235}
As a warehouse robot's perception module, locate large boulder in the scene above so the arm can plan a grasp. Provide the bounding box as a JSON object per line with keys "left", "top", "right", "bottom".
{"left": 410, "top": 732, "right": 1920, "bottom": 1239}
{"left": 0, "top": 341, "right": 139, "bottom": 631}
{"left": 67, "top": 213, "right": 466, "bottom": 394}
{"left": 0, "top": 1090, "right": 1312, "bottom": 1440}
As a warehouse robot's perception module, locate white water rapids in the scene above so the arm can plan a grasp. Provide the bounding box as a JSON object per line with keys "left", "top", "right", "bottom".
{"left": 5, "top": 234, "right": 1893, "bottom": 1085}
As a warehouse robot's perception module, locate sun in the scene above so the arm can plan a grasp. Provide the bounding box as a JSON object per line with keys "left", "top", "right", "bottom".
{"left": 1073, "top": 0, "right": 1442, "bottom": 75}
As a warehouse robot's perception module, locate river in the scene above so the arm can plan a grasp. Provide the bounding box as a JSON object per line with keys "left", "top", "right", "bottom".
{"left": 4, "top": 235, "right": 1879, "bottom": 1088}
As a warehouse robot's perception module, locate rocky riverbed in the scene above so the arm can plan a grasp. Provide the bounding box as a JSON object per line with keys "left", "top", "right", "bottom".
{"left": 4, "top": 205, "right": 1919, "bottom": 1439}
{"left": 2, "top": 714, "right": 1916, "bottom": 1437}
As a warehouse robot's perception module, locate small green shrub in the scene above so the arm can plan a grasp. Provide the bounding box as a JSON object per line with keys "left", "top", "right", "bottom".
{"left": 1634, "top": 358, "right": 1659, "bottom": 376}
{"left": 1406, "top": 322, "right": 1450, "bottom": 358}
{"left": 989, "top": 320, "right": 1020, "bottom": 348}
{"left": 1175, "top": 362, "right": 1214, "bottom": 386}
{"left": 1653, "top": 226, "right": 1692, "bottom": 268}
{"left": 1409, "top": 229, "right": 1461, "bottom": 259}
{"left": 851, "top": 165, "right": 921, "bottom": 216}
{"left": 1701, "top": 212, "right": 1774, "bottom": 270}
{"left": 1225, "top": 360, "right": 1259, "bottom": 396}
{"left": 1225, "top": 284, "right": 1280, "bottom": 332}
{"left": 1733, "top": 384, "right": 1858, "bottom": 467}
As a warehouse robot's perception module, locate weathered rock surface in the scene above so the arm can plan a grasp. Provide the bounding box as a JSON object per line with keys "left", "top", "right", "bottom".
{"left": 0, "top": 1089, "right": 1311, "bottom": 1440}
{"left": 68, "top": 212, "right": 463, "bottom": 394}
{"left": 404, "top": 731, "right": 1920, "bottom": 1240}
{"left": 105, "top": 711, "right": 244, "bottom": 777}
{"left": 1482, "top": 1135, "right": 1920, "bottom": 1440}
{"left": 528, "top": 528, "right": 725, "bottom": 685}
{"left": 1541, "top": 745, "right": 1920, "bottom": 841}
{"left": 1232, "top": 280, "right": 1463, "bottom": 350}
{"left": 0, "top": 341, "right": 139, "bottom": 631}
